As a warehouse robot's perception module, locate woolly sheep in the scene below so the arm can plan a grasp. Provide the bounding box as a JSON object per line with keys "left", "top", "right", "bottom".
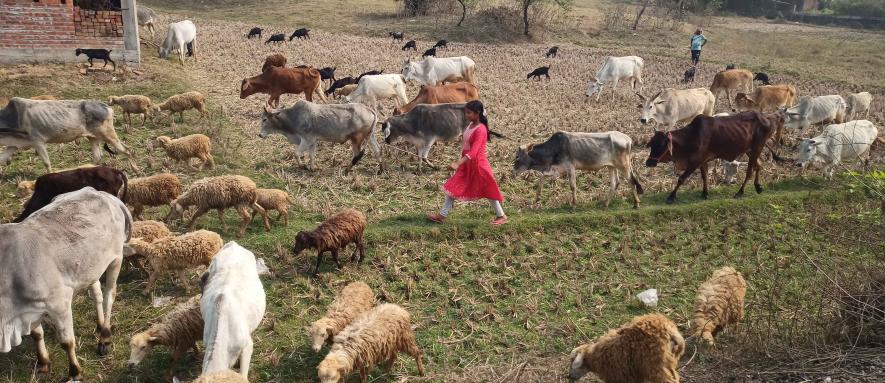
{"left": 691, "top": 266, "right": 747, "bottom": 346}
{"left": 128, "top": 294, "right": 203, "bottom": 377}
{"left": 152, "top": 91, "right": 209, "bottom": 123}
{"left": 292, "top": 208, "right": 366, "bottom": 275}
{"left": 308, "top": 281, "right": 374, "bottom": 352}
{"left": 122, "top": 229, "right": 223, "bottom": 294}
{"left": 252, "top": 188, "right": 291, "bottom": 226}
{"left": 192, "top": 370, "right": 249, "bottom": 383}
{"left": 155, "top": 134, "right": 215, "bottom": 171}
{"left": 16, "top": 180, "right": 35, "bottom": 199}
{"left": 568, "top": 313, "right": 685, "bottom": 383}
{"left": 131, "top": 220, "right": 173, "bottom": 243}
{"left": 317, "top": 303, "right": 425, "bottom": 383}
{"left": 108, "top": 95, "right": 153, "bottom": 127}
{"left": 333, "top": 84, "right": 358, "bottom": 99}
{"left": 125, "top": 173, "right": 182, "bottom": 219}
{"left": 166, "top": 175, "right": 270, "bottom": 237}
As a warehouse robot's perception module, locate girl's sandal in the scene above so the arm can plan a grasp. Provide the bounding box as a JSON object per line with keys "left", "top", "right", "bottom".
{"left": 491, "top": 215, "right": 508, "bottom": 226}
{"left": 427, "top": 213, "right": 446, "bottom": 223}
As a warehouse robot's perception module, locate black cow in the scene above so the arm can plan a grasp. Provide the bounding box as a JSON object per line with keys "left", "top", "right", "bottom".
{"left": 402, "top": 40, "right": 417, "bottom": 51}
{"left": 15, "top": 166, "right": 128, "bottom": 222}
{"left": 382, "top": 103, "right": 468, "bottom": 173}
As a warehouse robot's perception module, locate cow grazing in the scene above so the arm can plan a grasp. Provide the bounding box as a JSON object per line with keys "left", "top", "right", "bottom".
{"left": 265, "top": 33, "right": 286, "bottom": 44}
{"left": 402, "top": 56, "right": 477, "bottom": 86}
{"left": 527, "top": 65, "right": 551, "bottom": 81}
{"left": 75, "top": 48, "right": 115, "bottom": 70}
{"left": 136, "top": 6, "right": 157, "bottom": 38}
{"left": 637, "top": 88, "right": 715, "bottom": 130}
{"left": 798, "top": 120, "right": 878, "bottom": 179}
{"left": 14, "top": 165, "right": 127, "bottom": 222}
{"left": 846, "top": 91, "right": 872, "bottom": 121}
{"left": 247, "top": 27, "right": 262, "bottom": 39}
{"left": 393, "top": 82, "right": 479, "bottom": 115}
{"left": 318, "top": 67, "right": 336, "bottom": 84}
{"left": 783, "top": 95, "right": 847, "bottom": 131}
{"left": 422, "top": 48, "right": 437, "bottom": 58}
{"left": 345, "top": 74, "right": 409, "bottom": 114}
{"left": 545, "top": 46, "right": 559, "bottom": 58}
{"left": 389, "top": 31, "right": 404, "bottom": 42}
{"left": 433, "top": 39, "right": 448, "bottom": 49}
{"left": 733, "top": 85, "right": 798, "bottom": 113}
{"left": 682, "top": 67, "right": 696, "bottom": 83}
{"left": 513, "top": 131, "right": 643, "bottom": 208}
{"left": 356, "top": 70, "right": 383, "bottom": 83}
{"left": 325, "top": 76, "right": 358, "bottom": 96}
{"left": 159, "top": 20, "right": 197, "bottom": 65}
{"left": 402, "top": 40, "right": 417, "bottom": 51}
{"left": 753, "top": 72, "right": 771, "bottom": 85}
{"left": 585, "top": 56, "right": 644, "bottom": 102}
{"left": 382, "top": 103, "right": 467, "bottom": 172}
{"left": 645, "top": 111, "right": 784, "bottom": 203}
{"left": 289, "top": 28, "right": 310, "bottom": 40}
{"left": 240, "top": 66, "right": 325, "bottom": 108}
{"left": 709, "top": 69, "right": 754, "bottom": 108}
{"left": 1, "top": 188, "right": 130, "bottom": 381}
{"left": 258, "top": 101, "right": 382, "bottom": 173}
{"left": 0, "top": 98, "right": 138, "bottom": 173}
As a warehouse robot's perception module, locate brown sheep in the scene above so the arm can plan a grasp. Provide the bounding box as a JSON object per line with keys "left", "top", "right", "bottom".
{"left": 710, "top": 69, "right": 754, "bottom": 108}
{"left": 155, "top": 134, "right": 215, "bottom": 171}
{"left": 308, "top": 281, "right": 375, "bottom": 352}
{"left": 252, "top": 188, "right": 291, "bottom": 226}
{"left": 15, "top": 180, "right": 35, "bottom": 199}
{"left": 568, "top": 313, "right": 685, "bottom": 383}
{"left": 262, "top": 53, "right": 287, "bottom": 73}
{"left": 127, "top": 294, "right": 203, "bottom": 377}
{"left": 317, "top": 303, "right": 425, "bottom": 383}
{"left": 108, "top": 95, "right": 153, "bottom": 127}
{"left": 125, "top": 173, "right": 182, "bottom": 219}
{"left": 152, "top": 91, "right": 209, "bottom": 124}
{"left": 691, "top": 266, "right": 747, "bottom": 346}
{"left": 131, "top": 220, "right": 172, "bottom": 243}
{"left": 122, "top": 230, "right": 223, "bottom": 294}
{"left": 166, "top": 175, "right": 270, "bottom": 237}
{"left": 292, "top": 208, "right": 366, "bottom": 275}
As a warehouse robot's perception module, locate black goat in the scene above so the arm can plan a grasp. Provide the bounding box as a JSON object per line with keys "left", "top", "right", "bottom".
{"left": 326, "top": 76, "right": 358, "bottom": 96}
{"left": 318, "top": 67, "right": 337, "bottom": 83}
{"left": 402, "top": 40, "right": 417, "bottom": 51}
{"left": 527, "top": 65, "right": 551, "bottom": 81}
{"left": 432, "top": 39, "right": 448, "bottom": 49}
{"left": 389, "top": 31, "right": 404, "bottom": 42}
{"left": 75, "top": 48, "right": 115, "bottom": 70}
{"left": 422, "top": 47, "right": 436, "bottom": 58}
{"left": 247, "top": 27, "right": 262, "bottom": 39}
{"left": 545, "top": 46, "right": 559, "bottom": 58}
{"left": 356, "top": 70, "right": 383, "bottom": 82}
{"left": 265, "top": 33, "right": 286, "bottom": 44}
{"left": 753, "top": 72, "right": 771, "bottom": 85}
{"left": 289, "top": 28, "right": 310, "bottom": 41}
{"left": 682, "top": 66, "right": 696, "bottom": 83}
{"left": 725, "top": 63, "right": 736, "bottom": 70}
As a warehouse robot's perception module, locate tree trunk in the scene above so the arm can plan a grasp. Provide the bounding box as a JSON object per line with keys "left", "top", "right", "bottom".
{"left": 458, "top": 0, "right": 467, "bottom": 26}
{"left": 633, "top": 0, "right": 652, "bottom": 30}
{"left": 523, "top": 2, "right": 531, "bottom": 35}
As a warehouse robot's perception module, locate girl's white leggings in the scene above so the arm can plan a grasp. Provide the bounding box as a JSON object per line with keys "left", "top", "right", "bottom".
{"left": 440, "top": 195, "right": 504, "bottom": 217}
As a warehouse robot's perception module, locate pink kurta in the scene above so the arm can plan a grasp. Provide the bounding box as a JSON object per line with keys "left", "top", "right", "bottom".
{"left": 442, "top": 123, "right": 504, "bottom": 201}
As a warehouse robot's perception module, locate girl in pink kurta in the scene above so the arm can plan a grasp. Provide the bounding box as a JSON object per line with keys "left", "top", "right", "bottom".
{"left": 427, "top": 100, "right": 507, "bottom": 226}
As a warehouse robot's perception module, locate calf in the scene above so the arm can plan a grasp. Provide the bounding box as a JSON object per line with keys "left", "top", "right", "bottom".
{"left": 513, "top": 131, "right": 643, "bottom": 208}
{"left": 247, "top": 27, "right": 262, "bottom": 39}
{"left": 682, "top": 67, "right": 696, "bottom": 83}
{"left": 393, "top": 82, "right": 479, "bottom": 115}
{"left": 389, "top": 31, "right": 404, "bottom": 42}
{"left": 75, "top": 48, "right": 115, "bottom": 70}
{"left": 545, "top": 46, "right": 559, "bottom": 58}
{"left": 797, "top": 120, "right": 878, "bottom": 179}
{"left": 344, "top": 73, "right": 409, "bottom": 113}
{"left": 265, "top": 33, "right": 285, "bottom": 44}
{"left": 433, "top": 39, "right": 448, "bottom": 49}
{"left": 527, "top": 65, "right": 551, "bottom": 81}
{"left": 753, "top": 72, "right": 771, "bottom": 85}
{"left": 422, "top": 48, "right": 437, "bottom": 58}
{"left": 240, "top": 66, "right": 325, "bottom": 108}
{"left": 15, "top": 165, "right": 128, "bottom": 222}
{"left": 585, "top": 56, "right": 644, "bottom": 102}
{"left": 325, "top": 76, "right": 358, "bottom": 96}
{"left": 709, "top": 69, "right": 754, "bottom": 108}
{"left": 733, "top": 85, "right": 797, "bottom": 113}
{"left": 289, "top": 28, "right": 310, "bottom": 40}
{"left": 402, "top": 40, "right": 417, "bottom": 51}
{"left": 846, "top": 91, "right": 872, "bottom": 121}
{"left": 645, "top": 111, "right": 784, "bottom": 203}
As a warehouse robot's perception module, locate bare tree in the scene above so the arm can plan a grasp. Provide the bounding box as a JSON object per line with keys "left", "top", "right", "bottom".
{"left": 515, "top": 0, "right": 573, "bottom": 36}
{"left": 633, "top": 0, "right": 653, "bottom": 30}
{"left": 456, "top": 0, "right": 480, "bottom": 27}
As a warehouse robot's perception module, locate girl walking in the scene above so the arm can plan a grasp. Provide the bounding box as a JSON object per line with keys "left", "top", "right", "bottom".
{"left": 427, "top": 100, "right": 507, "bottom": 226}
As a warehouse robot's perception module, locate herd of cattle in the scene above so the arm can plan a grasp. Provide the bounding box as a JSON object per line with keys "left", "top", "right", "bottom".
{"left": 1, "top": 7, "right": 883, "bottom": 383}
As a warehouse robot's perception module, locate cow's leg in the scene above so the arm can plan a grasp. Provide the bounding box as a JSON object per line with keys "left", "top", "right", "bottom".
{"left": 0, "top": 146, "right": 20, "bottom": 165}
{"left": 33, "top": 142, "right": 52, "bottom": 172}
{"left": 50, "top": 292, "right": 82, "bottom": 381}
{"left": 31, "top": 324, "right": 51, "bottom": 373}
{"left": 735, "top": 155, "right": 756, "bottom": 198}
{"left": 534, "top": 176, "right": 545, "bottom": 206}
{"left": 699, "top": 162, "right": 710, "bottom": 199}
{"left": 97, "top": 256, "right": 122, "bottom": 356}
{"left": 606, "top": 168, "right": 618, "bottom": 208}
{"left": 667, "top": 165, "right": 698, "bottom": 204}
{"left": 238, "top": 339, "right": 253, "bottom": 378}
{"left": 610, "top": 78, "right": 619, "bottom": 102}
{"left": 568, "top": 167, "right": 578, "bottom": 207}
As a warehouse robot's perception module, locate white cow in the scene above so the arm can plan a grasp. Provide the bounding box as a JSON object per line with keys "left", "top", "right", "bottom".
{"left": 136, "top": 6, "right": 157, "bottom": 38}
{"left": 783, "top": 95, "right": 846, "bottom": 130}
{"left": 401, "top": 56, "right": 476, "bottom": 86}
{"left": 846, "top": 91, "right": 872, "bottom": 121}
{"left": 638, "top": 88, "right": 715, "bottom": 130}
{"left": 201, "top": 241, "right": 266, "bottom": 379}
{"left": 797, "top": 120, "right": 878, "bottom": 179}
{"left": 344, "top": 74, "right": 409, "bottom": 114}
{"left": 159, "top": 20, "right": 196, "bottom": 65}
{"left": 585, "top": 56, "right": 644, "bottom": 102}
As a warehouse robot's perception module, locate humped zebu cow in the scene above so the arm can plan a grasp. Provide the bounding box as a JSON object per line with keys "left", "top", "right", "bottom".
{"left": 637, "top": 88, "right": 715, "bottom": 130}
{"left": 393, "top": 82, "right": 479, "bottom": 115}
{"left": 513, "top": 131, "right": 644, "bottom": 209}
{"left": 797, "top": 120, "right": 879, "bottom": 179}
{"left": 0, "top": 97, "right": 139, "bottom": 173}
{"left": 241, "top": 66, "right": 325, "bottom": 108}
{"left": 709, "top": 69, "right": 754, "bottom": 108}
{"left": 401, "top": 56, "right": 477, "bottom": 86}
{"left": 258, "top": 101, "right": 382, "bottom": 173}
{"left": 782, "top": 95, "right": 847, "bottom": 131}
{"left": 159, "top": 20, "right": 197, "bottom": 65}
{"left": 584, "top": 56, "right": 644, "bottom": 102}
{"left": 846, "top": 92, "right": 872, "bottom": 121}
{"left": 201, "top": 241, "right": 266, "bottom": 379}
{"left": 343, "top": 74, "right": 409, "bottom": 113}
{"left": 136, "top": 6, "right": 157, "bottom": 38}
{"left": 645, "top": 111, "right": 785, "bottom": 203}
{"left": 0, "top": 187, "right": 131, "bottom": 381}
{"left": 383, "top": 103, "right": 468, "bottom": 173}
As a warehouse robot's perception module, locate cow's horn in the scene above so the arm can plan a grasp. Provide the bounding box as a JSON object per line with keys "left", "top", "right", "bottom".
{"left": 651, "top": 91, "right": 662, "bottom": 101}
{"left": 636, "top": 92, "right": 646, "bottom": 101}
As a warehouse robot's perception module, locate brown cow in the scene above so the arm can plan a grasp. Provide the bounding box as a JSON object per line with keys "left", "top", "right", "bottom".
{"left": 734, "top": 84, "right": 798, "bottom": 112}
{"left": 240, "top": 66, "right": 325, "bottom": 108}
{"left": 710, "top": 69, "right": 753, "bottom": 108}
{"left": 645, "top": 111, "right": 784, "bottom": 204}
{"left": 393, "top": 82, "right": 480, "bottom": 115}
{"left": 14, "top": 165, "right": 127, "bottom": 222}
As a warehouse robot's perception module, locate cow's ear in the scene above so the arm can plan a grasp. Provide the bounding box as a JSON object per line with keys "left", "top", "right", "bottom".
{"left": 812, "top": 140, "right": 825, "bottom": 146}
{"left": 636, "top": 103, "right": 643, "bottom": 109}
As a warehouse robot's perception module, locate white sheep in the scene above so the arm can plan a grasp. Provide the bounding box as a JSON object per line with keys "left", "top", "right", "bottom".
{"left": 165, "top": 175, "right": 270, "bottom": 237}
{"left": 122, "top": 229, "right": 223, "bottom": 294}
{"left": 691, "top": 266, "right": 747, "bottom": 345}
{"left": 108, "top": 95, "right": 152, "bottom": 128}
{"left": 192, "top": 370, "right": 249, "bottom": 383}
{"left": 317, "top": 303, "right": 425, "bottom": 383}
{"left": 131, "top": 220, "right": 172, "bottom": 243}
{"left": 308, "top": 281, "right": 374, "bottom": 352}
{"left": 125, "top": 173, "right": 182, "bottom": 219}
{"left": 253, "top": 188, "right": 291, "bottom": 226}
{"left": 155, "top": 134, "right": 215, "bottom": 171}
{"left": 152, "top": 91, "right": 209, "bottom": 124}
{"left": 128, "top": 294, "right": 203, "bottom": 377}
{"left": 569, "top": 313, "right": 685, "bottom": 383}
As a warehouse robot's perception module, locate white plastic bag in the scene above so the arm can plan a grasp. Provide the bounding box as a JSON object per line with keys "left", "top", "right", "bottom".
{"left": 636, "top": 289, "right": 658, "bottom": 307}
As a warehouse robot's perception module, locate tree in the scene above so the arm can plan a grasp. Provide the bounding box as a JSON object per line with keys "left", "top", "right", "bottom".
{"left": 455, "top": 0, "right": 480, "bottom": 27}
{"left": 515, "top": 0, "right": 573, "bottom": 36}
{"left": 633, "top": 0, "right": 653, "bottom": 30}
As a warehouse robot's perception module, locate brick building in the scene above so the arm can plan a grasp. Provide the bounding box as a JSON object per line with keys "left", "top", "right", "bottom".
{"left": 0, "top": 0, "right": 140, "bottom": 65}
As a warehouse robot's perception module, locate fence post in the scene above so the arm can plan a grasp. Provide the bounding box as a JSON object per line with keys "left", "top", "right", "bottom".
{"left": 121, "top": 0, "right": 141, "bottom": 66}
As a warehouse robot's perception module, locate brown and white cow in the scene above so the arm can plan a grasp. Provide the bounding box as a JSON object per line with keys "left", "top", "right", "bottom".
{"left": 709, "top": 69, "right": 754, "bottom": 108}
{"left": 240, "top": 66, "right": 325, "bottom": 108}
{"left": 393, "top": 82, "right": 479, "bottom": 115}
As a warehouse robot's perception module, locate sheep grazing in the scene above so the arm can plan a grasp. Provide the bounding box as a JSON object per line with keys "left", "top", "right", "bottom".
{"left": 247, "top": 27, "right": 262, "bottom": 39}
{"left": 193, "top": 370, "right": 249, "bottom": 383}
{"left": 155, "top": 134, "right": 215, "bottom": 171}
{"left": 317, "top": 303, "right": 425, "bottom": 383}
{"left": 292, "top": 208, "right": 366, "bottom": 275}
{"left": 265, "top": 33, "right": 286, "bottom": 44}
{"left": 289, "top": 28, "right": 310, "bottom": 40}
{"left": 15, "top": 180, "right": 35, "bottom": 199}
{"left": 527, "top": 65, "right": 551, "bottom": 81}
{"left": 691, "top": 266, "right": 747, "bottom": 346}
{"left": 309, "top": 281, "right": 375, "bottom": 352}
{"left": 262, "top": 53, "right": 287, "bottom": 73}
{"left": 152, "top": 91, "right": 209, "bottom": 124}
{"left": 108, "top": 95, "right": 153, "bottom": 127}
{"left": 333, "top": 84, "right": 359, "bottom": 99}
{"left": 569, "top": 313, "right": 685, "bottom": 383}
{"left": 75, "top": 48, "right": 115, "bottom": 70}
{"left": 545, "top": 46, "right": 559, "bottom": 58}
{"left": 123, "top": 230, "right": 223, "bottom": 294}
{"left": 131, "top": 220, "right": 172, "bottom": 243}
{"left": 128, "top": 294, "right": 203, "bottom": 376}
{"left": 402, "top": 40, "right": 417, "bottom": 51}
{"left": 682, "top": 66, "right": 696, "bottom": 83}
{"left": 253, "top": 188, "right": 291, "bottom": 226}
{"left": 389, "top": 31, "right": 404, "bottom": 42}
{"left": 125, "top": 173, "right": 182, "bottom": 219}
{"left": 422, "top": 47, "right": 436, "bottom": 58}
{"left": 166, "top": 175, "right": 270, "bottom": 237}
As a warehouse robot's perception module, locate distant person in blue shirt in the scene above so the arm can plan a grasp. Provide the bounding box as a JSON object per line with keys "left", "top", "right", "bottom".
{"left": 690, "top": 28, "right": 707, "bottom": 66}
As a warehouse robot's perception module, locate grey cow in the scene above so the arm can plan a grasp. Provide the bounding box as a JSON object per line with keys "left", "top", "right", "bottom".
{"left": 0, "top": 97, "right": 138, "bottom": 173}
{"left": 259, "top": 100, "right": 382, "bottom": 173}
{"left": 0, "top": 188, "right": 131, "bottom": 381}
{"left": 382, "top": 102, "right": 467, "bottom": 173}
{"left": 136, "top": 6, "right": 157, "bottom": 38}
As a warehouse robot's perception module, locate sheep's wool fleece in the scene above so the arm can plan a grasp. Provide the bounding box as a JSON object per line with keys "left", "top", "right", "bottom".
{"left": 110, "top": 95, "right": 152, "bottom": 112}
{"left": 193, "top": 370, "right": 248, "bottom": 383}
{"left": 327, "top": 303, "right": 417, "bottom": 373}
{"left": 312, "top": 281, "right": 374, "bottom": 339}
{"left": 692, "top": 266, "right": 747, "bottom": 341}
{"left": 127, "top": 173, "right": 182, "bottom": 206}
{"left": 255, "top": 188, "right": 288, "bottom": 209}
{"left": 131, "top": 220, "right": 172, "bottom": 243}
{"left": 310, "top": 208, "right": 366, "bottom": 250}
{"left": 138, "top": 230, "right": 222, "bottom": 269}
{"left": 158, "top": 134, "right": 211, "bottom": 160}
{"left": 149, "top": 294, "right": 203, "bottom": 350}
{"left": 178, "top": 175, "right": 257, "bottom": 209}
{"left": 159, "top": 91, "right": 205, "bottom": 112}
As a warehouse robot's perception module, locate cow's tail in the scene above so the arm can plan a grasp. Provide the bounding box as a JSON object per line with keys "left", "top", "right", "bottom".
{"left": 622, "top": 136, "right": 644, "bottom": 195}
{"left": 766, "top": 143, "right": 788, "bottom": 163}
{"left": 352, "top": 108, "right": 379, "bottom": 167}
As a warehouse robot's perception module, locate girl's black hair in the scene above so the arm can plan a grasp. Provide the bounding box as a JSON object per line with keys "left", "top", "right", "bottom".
{"left": 465, "top": 100, "right": 505, "bottom": 140}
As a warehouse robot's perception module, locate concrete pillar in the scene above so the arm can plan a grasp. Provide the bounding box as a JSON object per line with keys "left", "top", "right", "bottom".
{"left": 120, "top": 0, "right": 141, "bottom": 66}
